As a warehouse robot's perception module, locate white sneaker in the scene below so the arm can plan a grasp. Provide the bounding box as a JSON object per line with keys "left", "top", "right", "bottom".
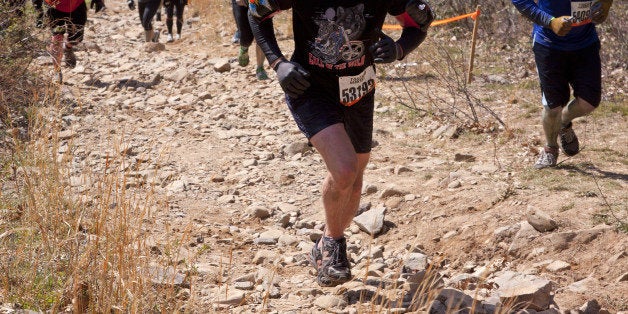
{"left": 167, "top": 33, "right": 174, "bottom": 42}
{"left": 175, "top": 33, "right": 181, "bottom": 40}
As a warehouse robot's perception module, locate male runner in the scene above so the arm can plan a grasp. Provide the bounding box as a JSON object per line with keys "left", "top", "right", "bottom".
{"left": 249, "top": 0, "right": 433, "bottom": 286}
{"left": 512, "top": 0, "right": 613, "bottom": 169}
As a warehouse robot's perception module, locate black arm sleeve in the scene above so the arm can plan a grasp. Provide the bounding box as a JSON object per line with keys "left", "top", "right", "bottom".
{"left": 396, "top": 27, "right": 427, "bottom": 60}
{"left": 248, "top": 11, "right": 285, "bottom": 69}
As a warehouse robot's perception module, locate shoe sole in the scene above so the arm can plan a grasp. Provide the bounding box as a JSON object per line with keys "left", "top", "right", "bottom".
{"left": 316, "top": 272, "right": 351, "bottom": 287}
{"left": 561, "top": 146, "right": 579, "bottom": 157}
{"left": 309, "top": 239, "right": 351, "bottom": 287}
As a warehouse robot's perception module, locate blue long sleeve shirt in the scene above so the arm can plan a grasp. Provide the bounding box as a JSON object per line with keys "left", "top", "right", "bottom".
{"left": 512, "top": 0, "right": 598, "bottom": 51}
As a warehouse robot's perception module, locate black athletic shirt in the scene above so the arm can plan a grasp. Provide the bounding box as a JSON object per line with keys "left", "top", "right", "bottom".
{"left": 251, "top": 0, "right": 423, "bottom": 97}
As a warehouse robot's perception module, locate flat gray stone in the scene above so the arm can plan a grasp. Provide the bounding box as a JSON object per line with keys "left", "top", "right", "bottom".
{"left": 214, "top": 291, "right": 245, "bottom": 305}
{"left": 314, "top": 295, "right": 347, "bottom": 310}
{"left": 492, "top": 271, "right": 553, "bottom": 311}
{"left": 526, "top": 206, "right": 558, "bottom": 232}
{"left": 353, "top": 206, "right": 386, "bottom": 235}
{"left": 213, "top": 59, "right": 231, "bottom": 72}
{"left": 545, "top": 260, "right": 570, "bottom": 272}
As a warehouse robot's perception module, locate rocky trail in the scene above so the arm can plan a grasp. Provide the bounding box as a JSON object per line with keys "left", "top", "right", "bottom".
{"left": 28, "top": 1, "right": 627, "bottom": 313}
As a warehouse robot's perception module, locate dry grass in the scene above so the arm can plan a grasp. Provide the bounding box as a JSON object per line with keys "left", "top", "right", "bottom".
{"left": 0, "top": 87, "right": 186, "bottom": 311}
{"left": 0, "top": 6, "right": 188, "bottom": 312}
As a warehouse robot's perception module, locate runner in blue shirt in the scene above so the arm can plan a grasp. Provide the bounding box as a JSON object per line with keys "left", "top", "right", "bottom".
{"left": 512, "top": 0, "right": 613, "bottom": 169}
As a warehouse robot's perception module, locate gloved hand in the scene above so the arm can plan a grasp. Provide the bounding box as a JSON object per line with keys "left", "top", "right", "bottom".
{"left": 369, "top": 30, "right": 402, "bottom": 63}
{"left": 127, "top": 0, "right": 135, "bottom": 10}
{"left": 591, "top": 0, "right": 613, "bottom": 24}
{"left": 275, "top": 61, "right": 310, "bottom": 98}
{"left": 549, "top": 16, "right": 573, "bottom": 36}
{"left": 163, "top": 0, "right": 170, "bottom": 7}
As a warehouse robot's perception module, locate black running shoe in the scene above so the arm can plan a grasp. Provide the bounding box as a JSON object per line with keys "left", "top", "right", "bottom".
{"left": 64, "top": 46, "right": 76, "bottom": 68}
{"left": 309, "top": 236, "right": 351, "bottom": 287}
{"left": 560, "top": 122, "right": 580, "bottom": 156}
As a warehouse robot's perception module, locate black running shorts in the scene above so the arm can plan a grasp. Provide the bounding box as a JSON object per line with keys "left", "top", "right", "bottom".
{"left": 533, "top": 41, "right": 601, "bottom": 109}
{"left": 46, "top": 2, "right": 87, "bottom": 43}
{"left": 286, "top": 90, "right": 375, "bottom": 154}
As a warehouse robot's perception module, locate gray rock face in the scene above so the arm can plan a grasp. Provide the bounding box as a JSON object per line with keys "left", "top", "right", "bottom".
{"left": 492, "top": 271, "right": 553, "bottom": 311}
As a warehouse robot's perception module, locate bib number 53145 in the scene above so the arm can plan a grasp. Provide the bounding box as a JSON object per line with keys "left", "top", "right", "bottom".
{"left": 339, "top": 66, "right": 376, "bottom": 106}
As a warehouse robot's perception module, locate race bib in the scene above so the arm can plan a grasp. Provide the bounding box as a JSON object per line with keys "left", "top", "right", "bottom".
{"left": 571, "top": 1, "right": 593, "bottom": 26}
{"left": 338, "top": 66, "right": 376, "bottom": 106}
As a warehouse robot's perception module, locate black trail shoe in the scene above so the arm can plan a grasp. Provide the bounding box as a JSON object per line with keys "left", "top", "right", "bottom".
{"left": 309, "top": 236, "right": 351, "bottom": 287}
{"left": 64, "top": 46, "right": 76, "bottom": 68}
{"left": 560, "top": 122, "right": 580, "bottom": 156}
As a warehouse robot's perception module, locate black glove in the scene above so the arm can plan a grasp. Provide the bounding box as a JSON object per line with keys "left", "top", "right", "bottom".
{"left": 127, "top": 0, "right": 135, "bottom": 10}
{"left": 156, "top": 9, "right": 161, "bottom": 21}
{"left": 275, "top": 61, "right": 311, "bottom": 98}
{"left": 369, "top": 30, "right": 402, "bottom": 63}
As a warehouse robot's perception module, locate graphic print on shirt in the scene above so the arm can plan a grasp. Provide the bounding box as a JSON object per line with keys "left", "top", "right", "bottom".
{"left": 308, "top": 4, "right": 367, "bottom": 70}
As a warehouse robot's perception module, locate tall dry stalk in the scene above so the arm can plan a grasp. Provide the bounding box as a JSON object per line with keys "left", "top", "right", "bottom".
{"left": 0, "top": 7, "right": 187, "bottom": 310}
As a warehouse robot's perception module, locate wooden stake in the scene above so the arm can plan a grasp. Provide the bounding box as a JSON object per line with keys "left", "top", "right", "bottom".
{"left": 467, "top": 5, "right": 480, "bottom": 84}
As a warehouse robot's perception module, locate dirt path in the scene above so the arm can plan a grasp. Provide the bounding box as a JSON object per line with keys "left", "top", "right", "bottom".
{"left": 44, "top": 1, "right": 627, "bottom": 312}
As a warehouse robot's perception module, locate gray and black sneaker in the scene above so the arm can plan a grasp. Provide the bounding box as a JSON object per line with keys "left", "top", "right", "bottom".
{"left": 534, "top": 146, "right": 558, "bottom": 169}
{"left": 309, "top": 236, "right": 351, "bottom": 287}
{"left": 559, "top": 122, "right": 580, "bottom": 156}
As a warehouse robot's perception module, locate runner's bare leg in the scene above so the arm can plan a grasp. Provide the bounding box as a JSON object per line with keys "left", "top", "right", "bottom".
{"left": 562, "top": 97, "right": 595, "bottom": 126}
{"left": 310, "top": 123, "right": 370, "bottom": 240}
